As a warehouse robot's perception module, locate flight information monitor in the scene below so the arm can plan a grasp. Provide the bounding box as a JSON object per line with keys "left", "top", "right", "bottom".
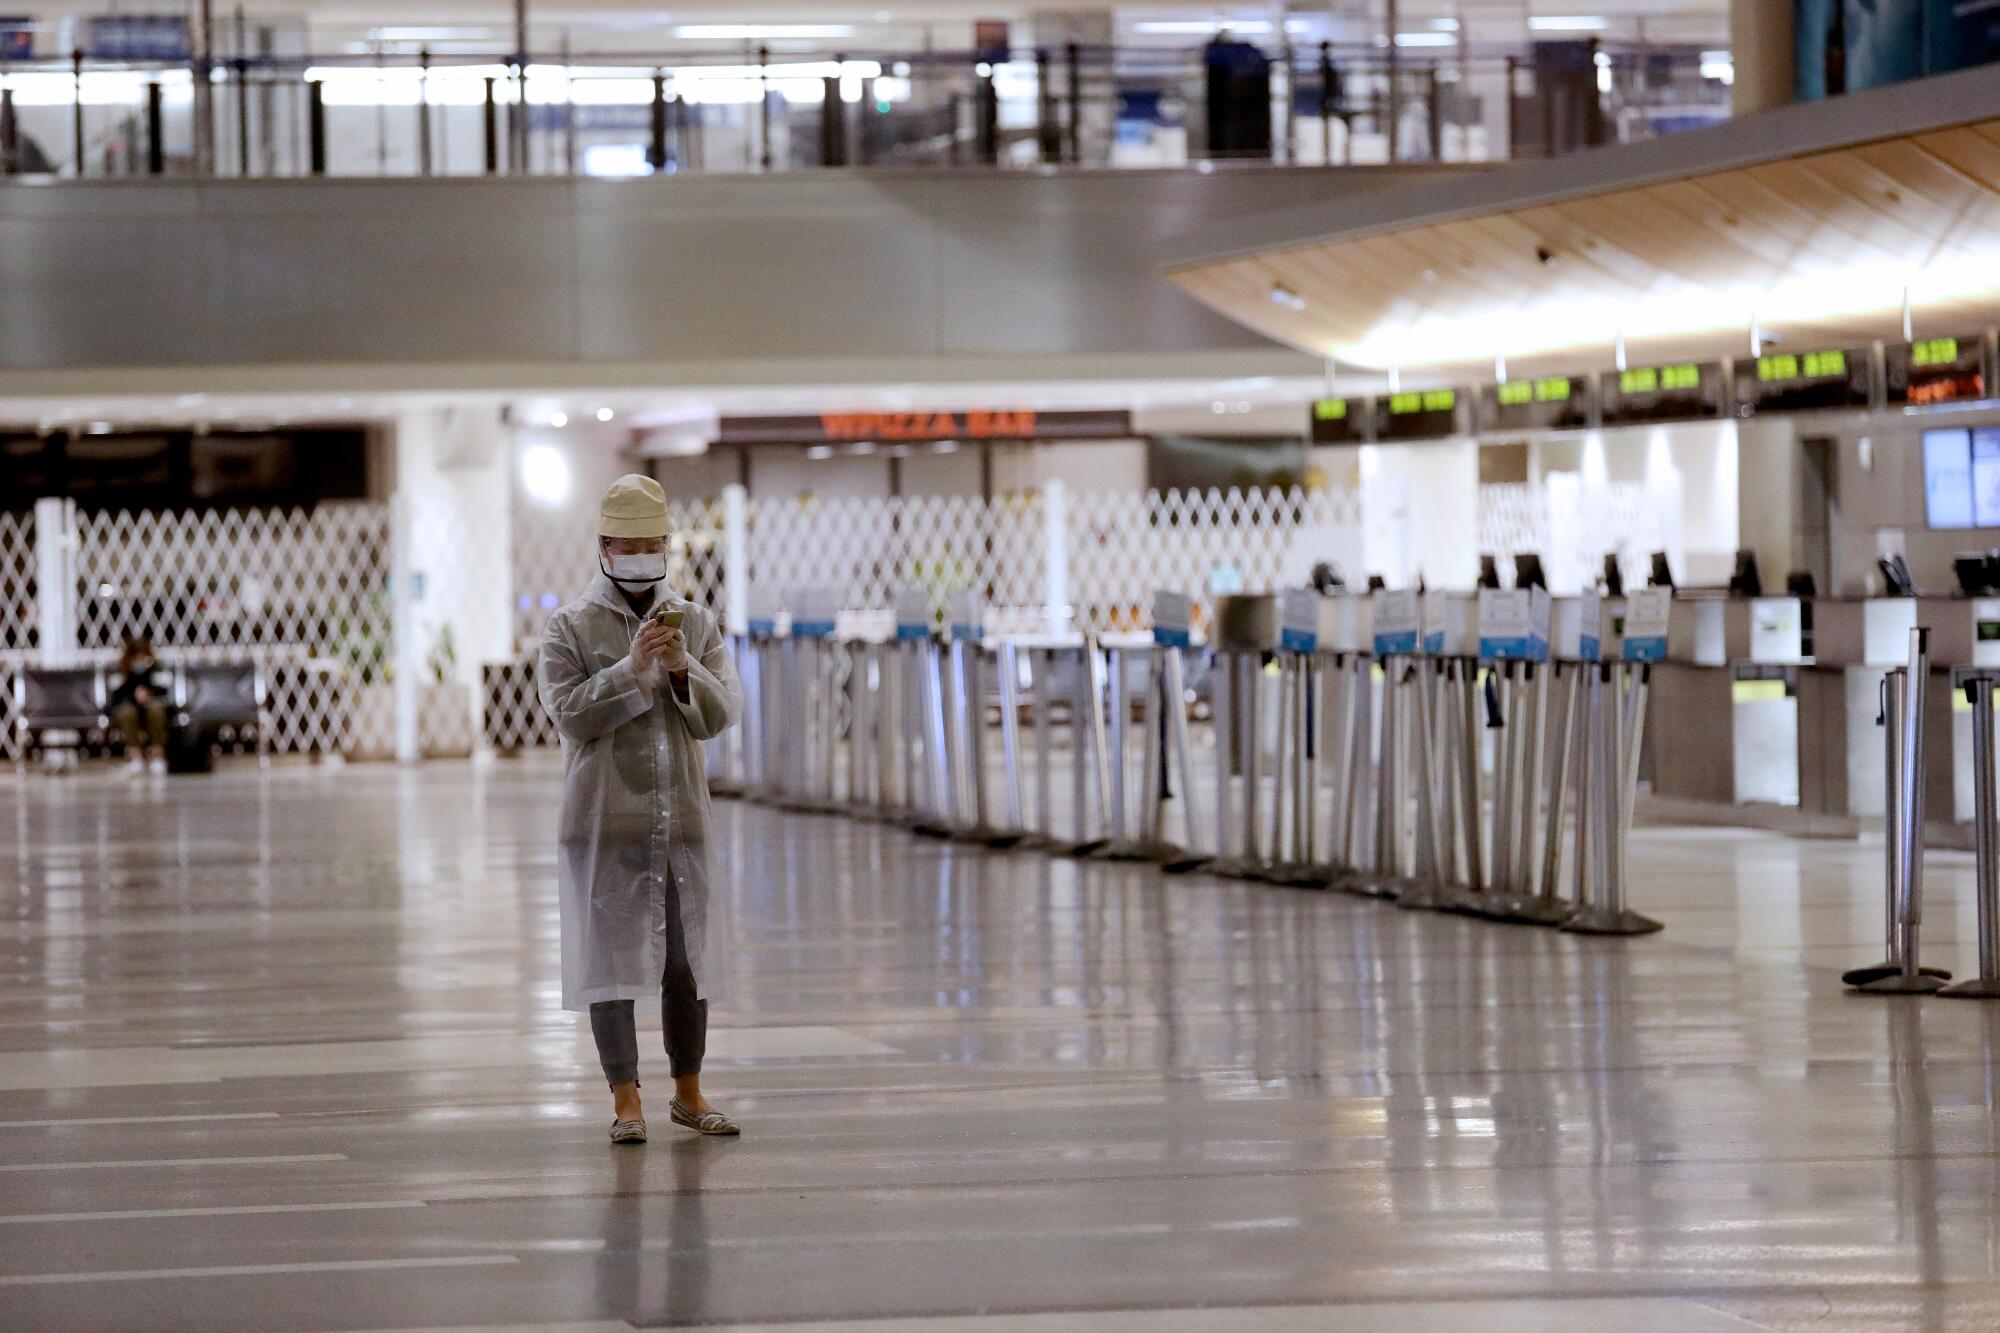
{"left": 1478, "top": 375, "right": 1591, "bottom": 433}
{"left": 1599, "top": 361, "right": 1725, "bottom": 425}
{"left": 1886, "top": 335, "right": 1990, "bottom": 408}
{"left": 1308, "top": 396, "right": 1367, "bottom": 444}
{"left": 1923, "top": 427, "right": 2000, "bottom": 529}
{"left": 1374, "top": 388, "right": 1461, "bottom": 441}
{"left": 1733, "top": 346, "right": 1873, "bottom": 415}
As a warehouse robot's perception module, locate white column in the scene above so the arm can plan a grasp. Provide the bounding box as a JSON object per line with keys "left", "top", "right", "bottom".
{"left": 390, "top": 492, "right": 421, "bottom": 764}
{"left": 1042, "top": 478, "right": 1069, "bottom": 631}
{"left": 33, "top": 497, "right": 77, "bottom": 668}
{"left": 722, "top": 482, "right": 749, "bottom": 634}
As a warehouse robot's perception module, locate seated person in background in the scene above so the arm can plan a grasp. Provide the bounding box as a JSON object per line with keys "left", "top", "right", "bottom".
{"left": 109, "top": 636, "right": 171, "bottom": 775}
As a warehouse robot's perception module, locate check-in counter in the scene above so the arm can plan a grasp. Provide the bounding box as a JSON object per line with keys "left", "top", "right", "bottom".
{"left": 1648, "top": 595, "right": 1812, "bottom": 814}
{"left": 1926, "top": 598, "right": 2000, "bottom": 830}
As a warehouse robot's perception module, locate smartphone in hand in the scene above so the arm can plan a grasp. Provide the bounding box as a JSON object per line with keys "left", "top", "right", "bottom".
{"left": 654, "top": 608, "right": 685, "bottom": 630}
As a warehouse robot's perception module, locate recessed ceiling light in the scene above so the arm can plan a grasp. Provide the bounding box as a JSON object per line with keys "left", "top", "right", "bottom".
{"left": 596, "top": 407, "right": 615, "bottom": 422}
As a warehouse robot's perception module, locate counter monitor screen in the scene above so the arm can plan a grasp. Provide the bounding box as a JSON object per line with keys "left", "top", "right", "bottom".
{"left": 1375, "top": 388, "right": 1460, "bottom": 441}
{"left": 1734, "top": 345, "right": 1873, "bottom": 415}
{"left": 1887, "top": 334, "right": 1989, "bottom": 408}
{"left": 1600, "top": 361, "right": 1724, "bottom": 425}
{"left": 1923, "top": 427, "right": 2000, "bottom": 529}
{"left": 1308, "top": 396, "right": 1367, "bottom": 444}
{"left": 1480, "top": 375, "right": 1590, "bottom": 432}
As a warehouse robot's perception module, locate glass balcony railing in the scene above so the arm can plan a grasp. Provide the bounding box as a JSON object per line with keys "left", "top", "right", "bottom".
{"left": 0, "top": 39, "right": 1734, "bottom": 181}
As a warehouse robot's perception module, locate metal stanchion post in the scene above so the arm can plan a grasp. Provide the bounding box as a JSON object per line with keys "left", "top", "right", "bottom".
{"left": 1855, "top": 627, "right": 1947, "bottom": 991}
{"left": 1943, "top": 672, "right": 2000, "bottom": 998}
{"left": 1058, "top": 640, "right": 1109, "bottom": 855}
{"left": 1398, "top": 655, "right": 1455, "bottom": 910}
{"left": 995, "top": 640, "right": 1029, "bottom": 841}
{"left": 1349, "top": 656, "right": 1409, "bottom": 899}
{"left": 1848, "top": 629, "right": 1951, "bottom": 990}
{"left": 1564, "top": 662, "right": 1664, "bottom": 936}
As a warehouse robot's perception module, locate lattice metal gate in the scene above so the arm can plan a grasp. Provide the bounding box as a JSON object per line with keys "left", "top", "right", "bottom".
{"left": 0, "top": 507, "right": 34, "bottom": 761}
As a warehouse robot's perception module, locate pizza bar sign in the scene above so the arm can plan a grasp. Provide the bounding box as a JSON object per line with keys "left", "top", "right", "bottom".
{"left": 718, "top": 409, "right": 1132, "bottom": 446}
{"left": 822, "top": 411, "right": 1037, "bottom": 441}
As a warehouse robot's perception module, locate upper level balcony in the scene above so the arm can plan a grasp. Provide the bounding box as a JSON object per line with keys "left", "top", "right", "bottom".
{"left": 0, "top": 31, "right": 1735, "bottom": 182}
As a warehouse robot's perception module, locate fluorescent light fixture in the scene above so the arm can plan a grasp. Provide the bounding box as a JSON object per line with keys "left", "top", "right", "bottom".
{"left": 367, "top": 26, "right": 496, "bottom": 40}
{"left": 1429, "top": 17, "right": 1462, "bottom": 30}
{"left": 674, "top": 24, "right": 858, "bottom": 39}
{"left": 1336, "top": 246, "right": 2000, "bottom": 371}
{"left": 1528, "top": 15, "right": 1609, "bottom": 30}
{"left": 1269, "top": 284, "right": 1307, "bottom": 311}
{"left": 1132, "top": 20, "right": 1272, "bottom": 35}
{"left": 805, "top": 444, "right": 836, "bottom": 460}
{"left": 1395, "top": 32, "right": 1457, "bottom": 46}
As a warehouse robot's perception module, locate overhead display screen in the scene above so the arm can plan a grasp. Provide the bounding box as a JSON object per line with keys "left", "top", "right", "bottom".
{"left": 1924, "top": 427, "right": 2000, "bottom": 530}
{"left": 1307, "top": 396, "right": 1367, "bottom": 444}
{"left": 1599, "top": 361, "right": 1725, "bottom": 425}
{"left": 1374, "top": 388, "right": 1461, "bottom": 442}
{"left": 1886, "top": 335, "right": 1990, "bottom": 408}
{"left": 1479, "top": 375, "right": 1590, "bottom": 433}
{"left": 1733, "top": 346, "right": 1873, "bottom": 415}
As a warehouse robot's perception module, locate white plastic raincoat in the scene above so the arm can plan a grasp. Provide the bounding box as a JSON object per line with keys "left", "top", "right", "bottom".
{"left": 538, "top": 573, "right": 742, "bottom": 1012}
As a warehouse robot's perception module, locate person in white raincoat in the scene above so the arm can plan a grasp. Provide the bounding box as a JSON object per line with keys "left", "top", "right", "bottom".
{"left": 539, "top": 475, "right": 744, "bottom": 1143}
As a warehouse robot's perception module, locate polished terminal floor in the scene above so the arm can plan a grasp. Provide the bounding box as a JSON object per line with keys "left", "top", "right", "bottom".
{"left": 7, "top": 760, "right": 2000, "bottom": 1332}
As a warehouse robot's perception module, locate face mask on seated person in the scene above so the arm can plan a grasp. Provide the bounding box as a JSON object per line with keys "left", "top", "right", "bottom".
{"left": 603, "top": 551, "right": 668, "bottom": 586}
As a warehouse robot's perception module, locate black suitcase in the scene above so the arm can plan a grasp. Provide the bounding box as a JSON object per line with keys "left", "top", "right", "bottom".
{"left": 165, "top": 726, "right": 215, "bottom": 775}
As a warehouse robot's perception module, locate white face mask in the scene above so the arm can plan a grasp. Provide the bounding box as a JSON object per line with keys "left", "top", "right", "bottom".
{"left": 604, "top": 551, "right": 668, "bottom": 585}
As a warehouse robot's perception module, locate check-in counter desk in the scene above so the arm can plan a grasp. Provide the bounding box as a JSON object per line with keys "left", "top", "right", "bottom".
{"left": 1645, "top": 596, "right": 1822, "bottom": 822}
{"left": 1648, "top": 595, "right": 2000, "bottom": 844}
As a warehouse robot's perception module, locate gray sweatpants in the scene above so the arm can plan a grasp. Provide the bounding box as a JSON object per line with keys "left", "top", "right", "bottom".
{"left": 588, "top": 902, "right": 706, "bottom": 1085}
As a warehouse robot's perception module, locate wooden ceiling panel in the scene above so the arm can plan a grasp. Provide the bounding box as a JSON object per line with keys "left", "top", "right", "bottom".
{"left": 1168, "top": 114, "right": 2000, "bottom": 377}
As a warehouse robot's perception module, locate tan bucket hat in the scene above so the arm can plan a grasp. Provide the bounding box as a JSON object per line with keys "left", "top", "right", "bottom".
{"left": 599, "top": 474, "right": 670, "bottom": 539}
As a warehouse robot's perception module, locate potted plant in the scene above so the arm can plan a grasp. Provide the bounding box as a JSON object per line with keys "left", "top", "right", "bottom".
{"left": 420, "top": 621, "right": 474, "bottom": 759}
{"left": 334, "top": 595, "right": 396, "bottom": 761}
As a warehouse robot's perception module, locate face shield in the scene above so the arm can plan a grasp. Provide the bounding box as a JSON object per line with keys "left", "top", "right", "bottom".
{"left": 601, "top": 542, "right": 669, "bottom": 587}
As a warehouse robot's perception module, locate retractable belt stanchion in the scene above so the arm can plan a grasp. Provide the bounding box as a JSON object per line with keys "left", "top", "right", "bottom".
{"left": 1261, "top": 589, "right": 1324, "bottom": 885}
{"left": 1942, "top": 668, "right": 2000, "bottom": 998}
{"left": 773, "top": 592, "right": 841, "bottom": 814}
{"left": 740, "top": 604, "right": 782, "bottom": 804}
{"left": 840, "top": 630, "right": 885, "bottom": 817}
{"left": 1561, "top": 658, "right": 1664, "bottom": 936}
{"left": 1094, "top": 591, "right": 1209, "bottom": 869}
{"left": 1845, "top": 626, "right": 1948, "bottom": 991}
{"left": 1398, "top": 591, "right": 1476, "bottom": 911}
{"left": 708, "top": 628, "right": 751, "bottom": 798}
{"left": 1455, "top": 584, "right": 1552, "bottom": 922}
{"left": 941, "top": 596, "right": 1023, "bottom": 847}
{"left": 1007, "top": 634, "right": 1080, "bottom": 851}
{"left": 1206, "top": 594, "right": 1280, "bottom": 879}
{"left": 1345, "top": 588, "right": 1418, "bottom": 899}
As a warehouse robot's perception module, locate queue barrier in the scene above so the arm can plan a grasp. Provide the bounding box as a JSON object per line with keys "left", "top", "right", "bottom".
{"left": 1844, "top": 627, "right": 1951, "bottom": 994}
{"left": 714, "top": 586, "right": 1662, "bottom": 941}
{"left": 1942, "top": 666, "right": 2000, "bottom": 999}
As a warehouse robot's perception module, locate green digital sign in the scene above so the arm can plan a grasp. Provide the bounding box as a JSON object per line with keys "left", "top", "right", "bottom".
{"left": 1736, "top": 345, "right": 1870, "bottom": 415}
{"left": 1388, "top": 389, "right": 1457, "bottom": 415}
{"left": 1758, "top": 350, "right": 1848, "bottom": 382}
{"left": 1308, "top": 396, "right": 1366, "bottom": 444}
{"left": 1482, "top": 375, "right": 1590, "bottom": 432}
{"left": 1912, "top": 337, "right": 1960, "bottom": 369}
{"left": 1603, "top": 362, "right": 1722, "bottom": 425}
{"left": 1887, "top": 334, "right": 1987, "bottom": 407}
{"left": 1375, "top": 386, "right": 1462, "bottom": 441}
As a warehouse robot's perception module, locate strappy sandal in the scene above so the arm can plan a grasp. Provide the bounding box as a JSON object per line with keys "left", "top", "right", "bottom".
{"left": 669, "top": 1099, "right": 740, "bottom": 1137}
{"left": 609, "top": 1118, "right": 648, "bottom": 1144}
